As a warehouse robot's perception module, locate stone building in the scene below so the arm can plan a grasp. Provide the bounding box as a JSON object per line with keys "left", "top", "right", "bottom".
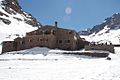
{"left": 2, "top": 22, "right": 88, "bottom": 53}
{"left": 2, "top": 41, "right": 15, "bottom": 53}
{"left": 85, "top": 43, "right": 114, "bottom": 53}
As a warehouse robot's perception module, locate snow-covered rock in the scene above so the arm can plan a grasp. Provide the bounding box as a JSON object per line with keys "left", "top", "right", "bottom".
{"left": 0, "top": 0, "right": 41, "bottom": 53}
{"left": 84, "top": 27, "right": 120, "bottom": 44}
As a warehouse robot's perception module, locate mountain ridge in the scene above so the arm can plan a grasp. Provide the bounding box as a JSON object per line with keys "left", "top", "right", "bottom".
{"left": 79, "top": 13, "right": 120, "bottom": 35}
{"left": 80, "top": 13, "right": 120, "bottom": 44}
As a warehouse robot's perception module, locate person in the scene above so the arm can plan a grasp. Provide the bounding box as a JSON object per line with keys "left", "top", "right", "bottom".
{"left": 106, "top": 57, "right": 111, "bottom": 60}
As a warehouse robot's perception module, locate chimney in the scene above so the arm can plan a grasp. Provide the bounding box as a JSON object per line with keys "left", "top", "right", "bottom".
{"left": 55, "top": 21, "right": 58, "bottom": 27}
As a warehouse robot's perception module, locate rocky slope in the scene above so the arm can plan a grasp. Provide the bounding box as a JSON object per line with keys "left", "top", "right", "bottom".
{"left": 79, "top": 13, "right": 120, "bottom": 35}
{"left": 0, "top": 0, "right": 42, "bottom": 41}
{"left": 80, "top": 13, "right": 120, "bottom": 44}
{"left": 0, "top": 0, "right": 42, "bottom": 53}
{"left": 0, "top": 0, "right": 41, "bottom": 27}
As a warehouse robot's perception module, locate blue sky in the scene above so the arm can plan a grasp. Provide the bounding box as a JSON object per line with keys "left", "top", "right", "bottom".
{"left": 18, "top": 0, "right": 120, "bottom": 31}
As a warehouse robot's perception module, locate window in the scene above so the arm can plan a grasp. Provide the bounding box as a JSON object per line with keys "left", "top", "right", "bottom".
{"left": 46, "top": 39, "right": 48, "bottom": 42}
{"left": 59, "top": 40, "right": 62, "bottom": 43}
{"left": 68, "top": 31, "right": 72, "bottom": 34}
{"left": 40, "top": 38, "right": 43, "bottom": 41}
{"left": 20, "top": 41, "right": 25, "bottom": 44}
{"left": 4, "top": 42, "right": 7, "bottom": 43}
{"left": 39, "top": 31, "right": 43, "bottom": 35}
{"left": 52, "top": 30, "right": 56, "bottom": 35}
{"left": 65, "top": 40, "right": 70, "bottom": 43}
{"left": 110, "top": 43, "right": 112, "bottom": 45}
{"left": 44, "top": 30, "right": 51, "bottom": 35}
{"left": 29, "top": 38, "right": 33, "bottom": 42}
{"left": 9, "top": 42, "right": 12, "bottom": 43}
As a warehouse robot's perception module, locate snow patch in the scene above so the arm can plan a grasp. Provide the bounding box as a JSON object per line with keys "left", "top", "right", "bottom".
{"left": 82, "top": 28, "right": 120, "bottom": 44}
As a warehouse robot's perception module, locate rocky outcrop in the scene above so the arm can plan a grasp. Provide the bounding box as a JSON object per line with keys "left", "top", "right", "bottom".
{"left": 0, "top": 0, "right": 41, "bottom": 27}
{"left": 0, "top": 17, "right": 11, "bottom": 25}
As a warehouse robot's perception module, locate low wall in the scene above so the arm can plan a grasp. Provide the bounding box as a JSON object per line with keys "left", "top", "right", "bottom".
{"left": 62, "top": 52, "right": 109, "bottom": 57}
{"left": 85, "top": 44, "right": 114, "bottom": 53}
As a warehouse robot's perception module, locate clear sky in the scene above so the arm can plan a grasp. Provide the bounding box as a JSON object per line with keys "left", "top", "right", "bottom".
{"left": 18, "top": 0, "right": 120, "bottom": 31}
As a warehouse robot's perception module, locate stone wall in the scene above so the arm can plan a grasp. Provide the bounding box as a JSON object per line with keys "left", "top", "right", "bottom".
{"left": 56, "top": 28, "right": 78, "bottom": 50}
{"left": 85, "top": 44, "right": 114, "bottom": 53}
{"left": 14, "top": 37, "right": 26, "bottom": 51}
{"left": 25, "top": 35, "right": 56, "bottom": 49}
{"left": 2, "top": 41, "right": 14, "bottom": 53}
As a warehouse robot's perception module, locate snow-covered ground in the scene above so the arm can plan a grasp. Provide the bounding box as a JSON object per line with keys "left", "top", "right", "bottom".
{"left": 0, "top": 47, "right": 120, "bottom": 80}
